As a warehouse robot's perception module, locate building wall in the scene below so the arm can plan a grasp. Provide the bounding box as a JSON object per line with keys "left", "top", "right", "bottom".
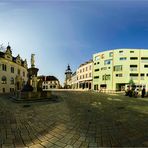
{"left": 42, "top": 80, "right": 60, "bottom": 90}
{"left": 93, "top": 49, "right": 148, "bottom": 91}
{"left": 71, "top": 73, "right": 77, "bottom": 89}
{"left": 76, "top": 61, "right": 93, "bottom": 89}
{"left": 0, "top": 58, "right": 28, "bottom": 93}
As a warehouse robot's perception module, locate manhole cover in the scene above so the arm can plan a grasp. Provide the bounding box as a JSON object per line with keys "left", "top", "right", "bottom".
{"left": 23, "top": 104, "right": 31, "bottom": 108}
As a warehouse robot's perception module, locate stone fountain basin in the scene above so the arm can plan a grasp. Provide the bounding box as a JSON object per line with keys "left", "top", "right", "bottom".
{"left": 16, "top": 91, "right": 52, "bottom": 100}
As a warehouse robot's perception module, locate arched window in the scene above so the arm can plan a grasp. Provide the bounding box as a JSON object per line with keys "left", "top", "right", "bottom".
{"left": 10, "top": 77, "right": 14, "bottom": 84}
{"left": 2, "top": 76, "right": 7, "bottom": 84}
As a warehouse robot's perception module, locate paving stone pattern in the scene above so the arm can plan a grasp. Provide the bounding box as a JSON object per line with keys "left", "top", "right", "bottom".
{"left": 0, "top": 91, "right": 148, "bottom": 148}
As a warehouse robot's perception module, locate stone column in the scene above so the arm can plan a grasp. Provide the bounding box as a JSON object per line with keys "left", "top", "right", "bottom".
{"left": 32, "top": 75, "right": 37, "bottom": 92}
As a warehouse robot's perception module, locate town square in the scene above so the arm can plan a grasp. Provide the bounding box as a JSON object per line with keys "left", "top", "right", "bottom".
{"left": 0, "top": 91, "right": 148, "bottom": 148}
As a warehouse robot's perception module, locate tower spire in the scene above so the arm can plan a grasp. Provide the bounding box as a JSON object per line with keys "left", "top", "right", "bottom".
{"left": 64, "top": 64, "right": 72, "bottom": 88}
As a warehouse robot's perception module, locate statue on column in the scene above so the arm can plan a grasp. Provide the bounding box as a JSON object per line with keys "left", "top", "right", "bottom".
{"left": 31, "top": 54, "right": 35, "bottom": 68}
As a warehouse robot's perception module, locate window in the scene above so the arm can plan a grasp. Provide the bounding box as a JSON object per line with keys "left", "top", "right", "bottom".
{"left": 108, "top": 67, "right": 111, "bottom": 69}
{"left": 147, "top": 74, "right": 148, "bottom": 77}
{"left": 83, "top": 68, "right": 84, "bottom": 72}
{"left": 10, "top": 77, "right": 14, "bottom": 84}
{"left": 120, "top": 57, "right": 127, "bottom": 60}
{"left": 89, "top": 65, "right": 91, "bottom": 70}
{"left": 144, "top": 65, "right": 148, "bottom": 68}
{"left": 46, "top": 86, "right": 48, "bottom": 89}
{"left": 94, "top": 63, "right": 96, "bottom": 65}
{"left": 94, "top": 76, "right": 99, "bottom": 79}
{"left": 95, "top": 56, "right": 99, "bottom": 60}
{"left": 109, "top": 52, "right": 113, "bottom": 57}
{"left": 130, "top": 51, "right": 134, "bottom": 53}
{"left": 86, "top": 67, "right": 88, "bottom": 71}
{"left": 86, "top": 74, "right": 88, "bottom": 78}
{"left": 23, "top": 71, "right": 25, "bottom": 77}
{"left": 2, "top": 64, "right": 7, "bottom": 71}
{"left": 89, "top": 73, "right": 91, "bottom": 77}
{"left": 114, "top": 65, "right": 122, "bottom": 71}
{"left": 80, "top": 69, "right": 82, "bottom": 73}
{"left": 18, "top": 69, "right": 20, "bottom": 75}
{"left": 1, "top": 76, "right": 7, "bottom": 84}
{"left": 130, "top": 73, "right": 138, "bottom": 76}
{"left": 119, "top": 50, "right": 123, "bottom": 53}
{"left": 106, "top": 75, "right": 110, "bottom": 80}
{"left": 97, "top": 62, "right": 100, "bottom": 64}
{"left": 3, "top": 88, "right": 5, "bottom": 93}
{"left": 102, "top": 74, "right": 110, "bottom": 80}
{"left": 141, "top": 74, "right": 144, "bottom": 76}
{"left": 116, "top": 74, "right": 123, "bottom": 77}
{"left": 101, "top": 67, "right": 107, "bottom": 70}
{"left": 11, "top": 67, "right": 14, "bottom": 73}
{"left": 130, "top": 65, "right": 137, "bottom": 71}
{"left": 141, "top": 57, "right": 148, "bottom": 60}
{"left": 130, "top": 65, "right": 137, "bottom": 67}
{"left": 141, "top": 74, "right": 145, "bottom": 80}
{"left": 10, "top": 88, "right": 14, "bottom": 92}
{"left": 104, "top": 59, "right": 112, "bottom": 65}
{"left": 130, "top": 57, "right": 138, "bottom": 60}
{"left": 95, "top": 69, "right": 99, "bottom": 72}
{"left": 94, "top": 84, "right": 98, "bottom": 90}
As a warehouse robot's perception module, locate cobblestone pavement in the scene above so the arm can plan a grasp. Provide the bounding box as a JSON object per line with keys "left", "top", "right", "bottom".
{"left": 0, "top": 91, "right": 148, "bottom": 148}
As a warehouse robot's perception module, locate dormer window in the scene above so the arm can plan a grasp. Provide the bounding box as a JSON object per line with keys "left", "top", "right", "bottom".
{"left": 5, "top": 45, "right": 12, "bottom": 55}
{"left": 5, "top": 45, "right": 12, "bottom": 60}
{"left": 16, "top": 54, "right": 21, "bottom": 65}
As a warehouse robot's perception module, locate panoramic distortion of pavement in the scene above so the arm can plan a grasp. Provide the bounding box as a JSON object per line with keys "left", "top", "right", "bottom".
{"left": 0, "top": 91, "right": 148, "bottom": 148}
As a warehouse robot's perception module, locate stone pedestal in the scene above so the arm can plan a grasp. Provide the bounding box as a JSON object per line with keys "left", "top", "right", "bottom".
{"left": 27, "top": 67, "right": 39, "bottom": 92}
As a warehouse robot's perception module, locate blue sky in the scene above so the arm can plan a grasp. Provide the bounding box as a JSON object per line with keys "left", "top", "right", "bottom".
{"left": 0, "top": 0, "right": 148, "bottom": 85}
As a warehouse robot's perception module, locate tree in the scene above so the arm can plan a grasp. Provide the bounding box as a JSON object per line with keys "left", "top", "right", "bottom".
{"left": 129, "top": 78, "right": 135, "bottom": 86}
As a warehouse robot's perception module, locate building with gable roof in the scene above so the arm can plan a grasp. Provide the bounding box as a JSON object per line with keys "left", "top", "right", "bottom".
{"left": 0, "top": 45, "right": 28, "bottom": 93}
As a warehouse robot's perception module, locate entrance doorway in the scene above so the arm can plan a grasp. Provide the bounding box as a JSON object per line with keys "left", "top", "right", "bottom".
{"left": 116, "top": 83, "right": 126, "bottom": 91}
{"left": 3, "top": 88, "right": 5, "bottom": 93}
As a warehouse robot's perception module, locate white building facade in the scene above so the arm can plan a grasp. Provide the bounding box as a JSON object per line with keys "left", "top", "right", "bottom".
{"left": 93, "top": 49, "right": 148, "bottom": 91}
{"left": 76, "top": 60, "right": 93, "bottom": 90}
{"left": 38, "top": 76, "right": 60, "bottom": 91}
{"left": 71, "top": 72, "right": 77, "bottom": 89}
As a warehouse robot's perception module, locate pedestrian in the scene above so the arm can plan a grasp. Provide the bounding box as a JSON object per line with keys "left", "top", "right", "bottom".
{"left": 129, "top": 89, "right": 133, "bottom": 97}
{"left": 141, "top": 87, "right": 146, "bottom": 98}
{"left": 134, "top": 88, "right": 138, "bottom": 98}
